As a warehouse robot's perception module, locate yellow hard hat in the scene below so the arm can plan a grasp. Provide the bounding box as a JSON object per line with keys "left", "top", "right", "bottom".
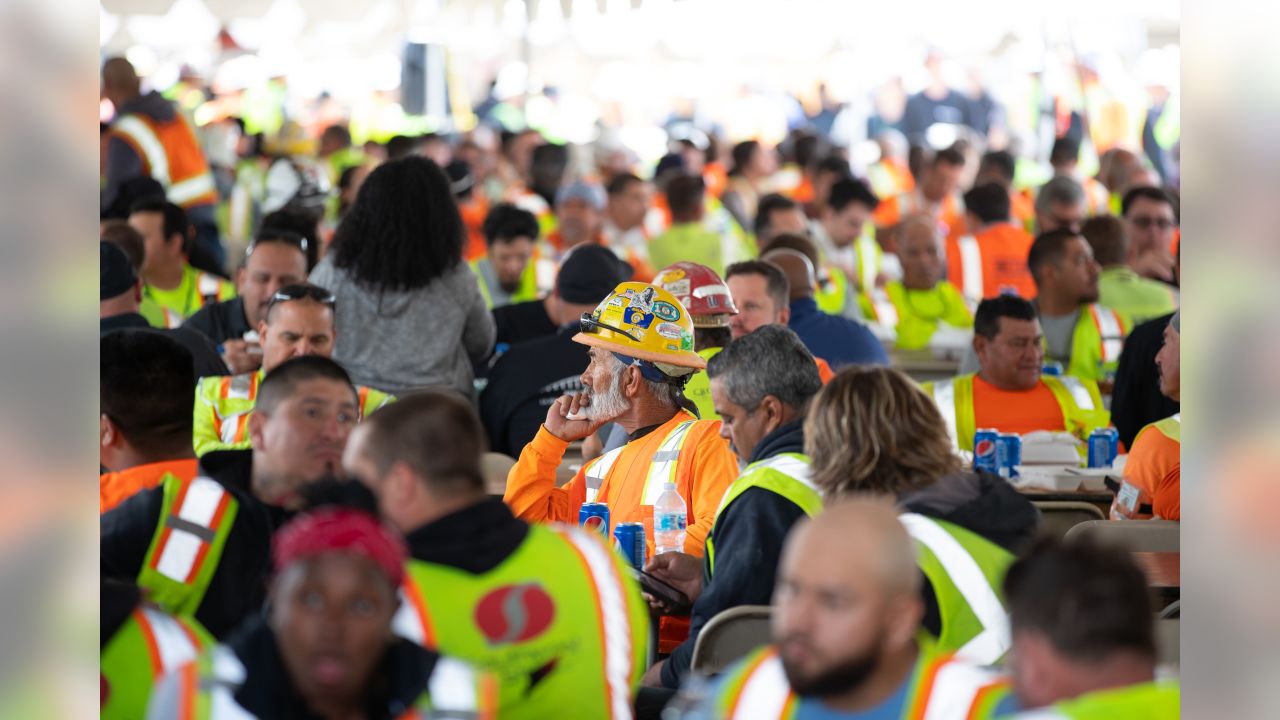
{"left": 573, "top": 282, "right": 706, "bottom": 370}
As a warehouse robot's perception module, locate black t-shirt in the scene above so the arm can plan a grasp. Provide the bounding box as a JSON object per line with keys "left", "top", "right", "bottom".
{"left": 491, "top": 299, "right": 557, "bottom": 350}
{"left": 480, "top": 326, "right": 589, "bottom": 457}
{"left": 1111, "top": 313, "right": 1179, "bottom": 448}
{"left": 184, "top": 297, "right": 252, "bottom": 347}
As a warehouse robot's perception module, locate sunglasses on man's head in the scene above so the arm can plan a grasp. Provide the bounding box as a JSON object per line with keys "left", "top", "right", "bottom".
{"left": 269, "top": 285, "right": 336, "bottom": 307}
{"left": 246, "top": 231, "right": 309, "bottom": 258}
{"left": 580, "top": 312, "right": 640, "bottom": 343}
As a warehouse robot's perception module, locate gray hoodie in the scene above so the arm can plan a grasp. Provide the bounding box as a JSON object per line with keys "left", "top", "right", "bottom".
{"left": 309, "top": 256, "right": 495, "bottom": 397}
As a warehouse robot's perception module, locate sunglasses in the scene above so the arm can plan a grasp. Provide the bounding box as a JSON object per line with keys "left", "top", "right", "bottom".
{"left": 269, "top": 285, "right": 336, "bottom": 306}
{"left": 580, "top": 312, "right": 640, "bottom": 343}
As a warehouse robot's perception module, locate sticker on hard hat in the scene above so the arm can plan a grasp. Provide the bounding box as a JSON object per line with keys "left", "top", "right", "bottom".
{"left": 624, "top": 306, "right": 655, "bottom": 329}
{"left": 665, "top": 279, "right": 691, "bottom": 297}
{"left": 662, "top": 269, "right": 687, "bottom": 282}
{"left": 653, "top": 301, "right": 681, "bottom": 322}
{"left": 656, "top": 322, "right": 682, "bottom": 340}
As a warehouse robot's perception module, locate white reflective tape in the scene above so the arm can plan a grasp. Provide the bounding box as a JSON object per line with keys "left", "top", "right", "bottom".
{"left": 1054, "top": 376, "right": 1096, "bottom": 412}
{"left": 155, "top": 478, "right": 226, "bottom": 582}
{"left": 871, "top": 290, "right": 899, "bottom": 327}
{"left": 197, "top": 273, "right": 222, "bottom": 299}
{"left": 391, "top": 593, "right": 425, "bottom": 645}
{"left": 141, "top": 608, "right": 199, "bottom": 672}
{"left": 921, "top": 658, "right": 1005, "bottom": 720}
{"left": 163, "top": 308, "right": 184, "bottom": 329}
{"left": 208, "top": 647, "right": 254, "bottom": 719}
{"left": 168, "top": 172, "right": 216, "bottom": 206}
{"left": 428, "top": 656, "right": 479, "bottom": 712}
{"left": 1090, "top": 305, "right": 1124, "bottom": 363}
{"left": 732, "top": 655, "right": 791, "bottom": 720}
{"left": 1171, "top": 413, "right": 1181, "bottom": 425}
{"left": 535, "top": 257, "right": 557, "bottom": 295}
{"left": 584, "top": 446, "right": 625, "bottom": 504}
{"left": 226, "top": 374, "right": 255, "bottom": 401}
{"left": 932, "top": 381, "right": 960, "bottom": 449}
{"left": 563, "top": 528, "right": 633, "bottom": 720}
{"left": 957, "top": 235, "right": 984, "bottom": 302}
{"left": 753, "top": 456, "right": 818, "bottom": 493}
{"left": 113, "top": 115, "right": 170, "bottom": 185}
{"left": 900, "top": 513, "right": 1010, "bottom": 665}
{"left": 218, "top": 414, "right": 244, "bottom": 445}
{"left": 857, "top": 234, "right": 878, "bottom": 291}
{"left": 643, "top": 421, "right": 695, "bottom": 505}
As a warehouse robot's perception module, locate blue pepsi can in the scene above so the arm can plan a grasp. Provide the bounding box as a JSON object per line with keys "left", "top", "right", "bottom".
{"left": 1087, "top": 430, "right": 1113, "bottom": 468}
{"left": 1041, "top": 362, "right": 1064, "bottom": 376}
{"left": 579, "top": 502, "right": 610, "bottom": 536}
{"left": 1103, "top": 427, "right": 1120, "bottom": 464}
{"left": 974, "top": 429, "right": 1000, "bottom": 474}
{"left": 613, "top": 522, "right": 646, "bottom": 569}
{"left": 997, "top": 434, "right": 1022, "bottom": 479}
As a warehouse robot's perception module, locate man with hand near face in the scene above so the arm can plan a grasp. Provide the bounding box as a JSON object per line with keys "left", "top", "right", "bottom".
{"left": 641, "top": 325, "right": 824, "bottom": 690}
{"left": 102, "top": 356, "right": 361, "bottom": 639}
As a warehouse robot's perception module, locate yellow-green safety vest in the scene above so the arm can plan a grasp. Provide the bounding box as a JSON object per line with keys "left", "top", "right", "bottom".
{"left": 713, "top": 634, "right": 1012, "bottom": 720}
{"left": 1015, "top": 680, "right": 1180, "bottom": 720}
{"left": 922, "top": 373, "right": 1109, "bottom": 452}
{"left": 1060, "top": 304, "right": 1131, "bottom": 383}
{"left": 393, "top": 523, "right": 649, "bottom": 719}
{"left": 142, "top": 265, "right": 237, "bottom": 329}
{"left": 193, "top": 370, "right": 395, "bottom": 456}
{"left": 471, "top": 256, "right": 540, "bottom": 310}
{"left": 863, "top": 281, "right": 973, "bottom": 351}
{"left": 102, "top": 606, "right": 215, "bottom": 720}
{"left": 683, "top": 347, "right": 723, "bottom": 422}
{"left": 706, "top": 452, "right": 822, "bottom": 576}
{"left": 138, "top": 474, "right": 240, "bottom": 618}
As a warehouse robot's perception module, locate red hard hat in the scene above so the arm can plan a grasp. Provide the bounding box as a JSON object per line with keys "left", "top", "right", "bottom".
{"left": 652, "top": 262, "right": 738, "bottom": 327}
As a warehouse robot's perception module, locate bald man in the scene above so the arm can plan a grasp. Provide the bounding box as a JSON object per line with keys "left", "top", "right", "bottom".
{"left": 862, "top": 216, "right": 972, "bottom": 350}
{"left": 762, "top": 242, "right": 888, "bottom": 369}
{"left": 703, "top": 500, "right": 1017, "bottom": 718}
{"left": 102, "top": 56, "right": 225, "bottom": 268}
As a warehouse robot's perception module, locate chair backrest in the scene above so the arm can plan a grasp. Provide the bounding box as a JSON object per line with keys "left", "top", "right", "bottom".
{"left": 1064, "top": 519, "right": 1180, "bottom": 552}
{"left": 1032, "top": 501, "right": 1106, "bottom": 540}
{"left": 690, "top": 605, "right": 773, "bottom": 676}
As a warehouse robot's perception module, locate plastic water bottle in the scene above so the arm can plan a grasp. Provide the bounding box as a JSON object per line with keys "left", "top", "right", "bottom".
{"left": 653, "top": 482, "right": 687, "bottom": 555}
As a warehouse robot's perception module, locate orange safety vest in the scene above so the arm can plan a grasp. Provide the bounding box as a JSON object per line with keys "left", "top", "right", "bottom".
{"left": 945, "top": 223, "right": 1037, "bottom": 304}
{"left": 873, "top": 190, "right": 965, "bottom": 240}
{"left": 110, "top": 111, "right": 218, "bottom": 208}
{"left": 459, "top": 196, "right": 490, "bottom": 262}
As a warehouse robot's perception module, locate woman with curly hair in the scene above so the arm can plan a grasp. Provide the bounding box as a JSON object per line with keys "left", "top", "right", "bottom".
{"left": 804, "top": 365, "right": 1039, "bottom": 664}
{"left": 310, "top": 156, "right": 495, "bottom": 396}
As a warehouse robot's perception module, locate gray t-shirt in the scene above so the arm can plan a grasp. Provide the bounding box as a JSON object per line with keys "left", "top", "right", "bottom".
{"left": 958, "top": 307, "right": 1080, "bottom": 374}
{"left": 309, "top": 257, "right": 496, "bottom": 397}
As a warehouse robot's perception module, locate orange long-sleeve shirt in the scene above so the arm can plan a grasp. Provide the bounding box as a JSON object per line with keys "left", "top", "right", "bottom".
{"left": 1122, "top": 420, "right": 1181, "bottom": 520}
{"left": 503, "top": 411, "right": 738, "bottom": 558}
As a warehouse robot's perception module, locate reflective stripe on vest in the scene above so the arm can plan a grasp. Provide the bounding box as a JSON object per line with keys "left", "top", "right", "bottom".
{"left": 899, "top": 514, "right": 1010, "bottom": 665}
{"left": 1158, "top": 413, "right": 1181, "bottom": 442}
{"left": 870, "top": 289, "right": 899, "bottom": 327}
{"left": 709, "top": 454, "right": 820, "bottom": 576}
{"left": 151, "top": 478, "right": 232, "bottom": 584}
{"left": 562, "top": 527, "right": 635, "bottom": 720}
{"left": 728, "top": 651, "right": 793, "bottom": 720}
{"left": 221, "top": 373, "right": 259, "bottom": 402}
{"left": 583, "top": 446, "right": 625, "bottom": 504}
{"left": 714, "top": 454, "right": 817, "bottom": 517}
{"left": 393, "top": 575, "right": 437, "bottom": 648}
{"left": 169, "top": 172, "right": 218, "bottom": 207}
{"left": 1087, "top": 304, "right": 1124, "bottom": 364}
{"left": 918, "top": 656, "right": 1008, "bottom": 720}
{"left": 1046, "top": 375, "right": 1096, "bottom": 412}
{"left": 856, "top": 233, "right": 879, "bottom": 292}
{"left": 932, "top": 379, "right": 960, "bottom": 448}
{"left": 643, "top": 420, "right": 697, "bottom": 505}
{"left": 957, "top": 235, "right": 984, "bottom": 302}
{"left": 196, "top": 273, "right": 223, "bottom": 302}
{"left": 162, "top": 307, "right": 185, "bottom": 329}
{"left": 178, "top": 646, "right": 254, "bottom": 720}
{"left": 113, "top": 115, "right": 171, "bottom": 185}
{"left": 428, "top": 657, "right": 481, "bottom": 713}
{"left": 136, "top": 607, "right": 204, "bottom": 677}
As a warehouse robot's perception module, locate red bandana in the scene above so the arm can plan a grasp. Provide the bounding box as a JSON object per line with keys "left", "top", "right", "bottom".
{"left": 273, "top": 508, "right": 408, "bottom": 586}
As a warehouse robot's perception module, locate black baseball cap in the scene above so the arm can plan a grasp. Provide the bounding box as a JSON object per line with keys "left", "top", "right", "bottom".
{"left": 100, "top": 241, "right": 137, "bottom": 300}
{"left": 557, "top": 245, "right": 633, "bottom": 305}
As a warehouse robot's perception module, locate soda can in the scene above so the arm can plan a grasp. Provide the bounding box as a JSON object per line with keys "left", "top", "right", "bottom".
{"left": 1041, "top": 362, "right": 1064, "bottom": 376}
{"left": 1087, "top": 430, "right": 1113, "bottom": 468}
{"left": 579, "top": 502, "right": 610, "bottom": 536}
{"left": 613, "top": 522, "right": 646, "bottom": 569}
{"left": 974, "top": 429, "right": 1000, "bottom": 474}
{"left": 1103, "top": 427, "right": 1120, "bottom": 464}
{"left": 996, "top": 434, "right": 1022, "bottom": 479}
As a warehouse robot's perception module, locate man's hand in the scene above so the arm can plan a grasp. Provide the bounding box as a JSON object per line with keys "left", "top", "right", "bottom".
{"left": 544, "top": 393, "right": 609, "bottom": 443}
{"left": 641, "top": 659, "right": 667, "bottom": 688}
{"left": 642, "top": 551, "right": 703, "bottom": 614}
{"left": 221, "top": 339, "right": 263, "bottom": 375}
{"left": 1129, "top": 249, "right": 1176, "bottom": 283}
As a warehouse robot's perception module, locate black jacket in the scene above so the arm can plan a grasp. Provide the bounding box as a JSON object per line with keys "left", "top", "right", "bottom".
{"left": 899, "top": 471, "right": 1041, "bottom": 635}
{"left": 1111, "top": 312, "right": 1179, "bottom": 448}
{"left": 183, "top": 297, "right": 252, "bottom": 348}
{"left": 100, "top": 450, "right": 285, "bottom": 639}
{"left": 480, "top": 325, "right": 588, "bottom": 457}
{"left": 403, "top": 497, "right": 530, "bottom": 574}
{"left": 221, "top": 615, "right": 443, "bottom": 719}
{"left": 661, "top": 420, "right": 810, "bottom": 688}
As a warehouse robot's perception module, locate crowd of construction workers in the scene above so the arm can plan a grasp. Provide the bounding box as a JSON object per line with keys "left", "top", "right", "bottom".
{"left": 100, "top": 51, "right": 1180, "bottom": 719}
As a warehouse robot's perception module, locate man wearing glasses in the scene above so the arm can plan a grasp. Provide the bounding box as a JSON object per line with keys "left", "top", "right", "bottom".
{"left": 191, "top": 283, "right": 394, "bottom": 456}
{"left": 1121, "top": 186, "right": 1180, "bottom": 284}
{"left": 183, "top": 230, "right": 310, "bottom": 374}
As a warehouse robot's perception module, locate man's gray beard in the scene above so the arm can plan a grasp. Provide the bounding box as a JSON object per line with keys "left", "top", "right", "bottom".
{"left": 585, "top": 371, "right": 631, "bottom": 421}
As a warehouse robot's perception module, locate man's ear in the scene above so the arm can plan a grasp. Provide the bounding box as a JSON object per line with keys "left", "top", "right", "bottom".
{"left": 621, "top": 365, "right": 642, "bottom": 398}
{"left": 760, "top": 395, "right": 785, "bottom": 434}
{"left": 779, "top": 306, "right": 791, "bottom": 325}
{"left": 248, "top": 411, "right": 267, "bottom": 450}
{"left": 133, "top": 281, "right": 143, "bottom": 303}
{"left": 973, "top": 333, "right": 988, "bottom": 359}
{"left": 257, "top": 319, "right": 269, "bottom": 342}
{"left": 100, "top": 414, "right": 116, "bottom": 449}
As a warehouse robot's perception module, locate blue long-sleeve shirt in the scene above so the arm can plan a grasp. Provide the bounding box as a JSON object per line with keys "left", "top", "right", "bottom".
{"left": 787, "top": 297, "right": 889, "bottom": 369}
